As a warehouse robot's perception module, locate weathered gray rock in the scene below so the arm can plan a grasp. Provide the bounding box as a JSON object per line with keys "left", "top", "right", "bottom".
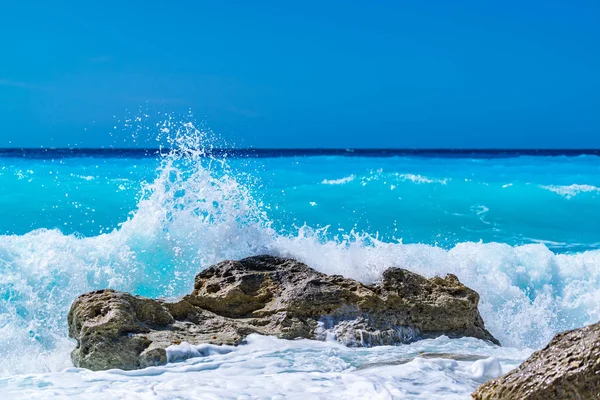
{"left": 68, "top": 255, "right": 498, "bottom": 371}
{"left": 472, "top": 322, "right": 600, "bottom": 400}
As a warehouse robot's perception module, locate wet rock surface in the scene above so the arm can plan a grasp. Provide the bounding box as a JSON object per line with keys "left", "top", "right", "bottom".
{"left": 68, "top": 255, "right": 498, "bottom": 371}
{"left": 472, "top": 322, "right": 600, "bottom": 400}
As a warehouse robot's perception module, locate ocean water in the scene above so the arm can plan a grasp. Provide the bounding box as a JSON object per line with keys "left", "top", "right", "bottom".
{"left": 1, "top": 123, "right": 600, "bottom": 398}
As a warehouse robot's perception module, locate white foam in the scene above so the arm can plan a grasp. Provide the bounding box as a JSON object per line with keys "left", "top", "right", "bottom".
{"left": 540, "top": 184, "right": 600, "bottom": 199}
{"left": 71, "top": 174, "right": 95, "bottom": 181}
{"left": 0, "top": 334, "right": 530, "bottom": 400}
{"left": 166, "top": 342, "right": 235, "bottom": 363}
{"left": 398, "top": 174, "right": 449, "bottom": 185}
{"left": 321, "top": 174, "right": 356, "bottom": 185}
{"left": 468, "top": 357, "right": 502, "bottom": 381}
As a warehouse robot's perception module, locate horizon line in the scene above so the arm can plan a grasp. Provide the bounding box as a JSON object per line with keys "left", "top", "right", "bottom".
{"left": 1, "top": 147, "right": 599, "bottom": 159}
{"left": 2, "top": 147, "right": 600, "bottom": 150}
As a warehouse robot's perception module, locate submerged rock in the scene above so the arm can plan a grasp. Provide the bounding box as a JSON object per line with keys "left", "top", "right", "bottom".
{"left": 68, "top": 255, "right": 498, "bottom": 371}
{"left": 472, "top": 322, "right": 600, "bottom": 400}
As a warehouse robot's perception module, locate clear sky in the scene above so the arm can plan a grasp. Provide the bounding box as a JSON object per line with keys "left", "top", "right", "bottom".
{"left": 1, "top": 1, "right": 599, "bottom": 148}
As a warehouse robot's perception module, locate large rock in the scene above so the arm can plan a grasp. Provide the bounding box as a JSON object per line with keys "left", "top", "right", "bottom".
{"left": 68, "top": 255, "right": 498, "bottom": 371}
{"left": 472, "top": 322, "right": 600, "bottom": 399}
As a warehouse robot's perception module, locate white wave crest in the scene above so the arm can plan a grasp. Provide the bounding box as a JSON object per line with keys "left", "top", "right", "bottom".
{"left": 321, "top": 174, "right": 356, "bottom": 185}
{"left": 540, "top": 184, "right": 600, "bottom": 198}
{"left": 398, "top": 174, "right": 448, "bottom": 185}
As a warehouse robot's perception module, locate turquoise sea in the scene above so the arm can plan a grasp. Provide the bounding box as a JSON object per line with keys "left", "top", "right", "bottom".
{"left": 1, "top": 124, "right": 600, "bottom": 398}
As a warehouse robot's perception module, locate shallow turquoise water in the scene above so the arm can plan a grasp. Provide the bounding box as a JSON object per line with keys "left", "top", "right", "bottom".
{"left": 2, "top": 154, "right": 599, "bottom": 250}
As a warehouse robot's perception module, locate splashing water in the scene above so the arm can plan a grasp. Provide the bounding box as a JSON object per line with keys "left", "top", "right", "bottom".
{"left": 1, "top": 119, "right": 600, "bottom": 398}
{"left": 0, "top": 120, "right": 277, "bottom": 375}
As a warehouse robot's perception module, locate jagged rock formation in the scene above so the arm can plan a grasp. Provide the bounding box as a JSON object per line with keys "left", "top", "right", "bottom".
{"left": 68, "top": 255, "right": 498, "bottom": 371}
{"left": 472, "top": 321, "right": 600, "bottom": 400}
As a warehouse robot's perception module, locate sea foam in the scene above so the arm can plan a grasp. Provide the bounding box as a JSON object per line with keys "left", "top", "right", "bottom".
{"left": 398, "top": 173, "right": 448, "bottom": 185}
{"left": 0, "top": 334, "right": 530, "bottom": 399}
{"left": 541, "top": 184, "right": 600, "bottom": 198}
{"left": 321, "top": 174, "right": 356, "bottom": 185}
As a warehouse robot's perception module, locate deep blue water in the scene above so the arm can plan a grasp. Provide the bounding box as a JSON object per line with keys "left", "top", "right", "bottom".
{"left": 1, "top": 148, "right": 600, "bottom": 158}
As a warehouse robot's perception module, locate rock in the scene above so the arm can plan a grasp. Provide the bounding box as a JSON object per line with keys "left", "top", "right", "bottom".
{"left": 472, "top": 322, "right": 600, "bottom": 400}
{"left": 68, "top": 255, "right": 498, "bottom": 371}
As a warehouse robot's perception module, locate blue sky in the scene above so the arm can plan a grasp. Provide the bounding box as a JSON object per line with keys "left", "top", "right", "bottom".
{"left": 1, "top": 1, "right": 599, "bottom": 148}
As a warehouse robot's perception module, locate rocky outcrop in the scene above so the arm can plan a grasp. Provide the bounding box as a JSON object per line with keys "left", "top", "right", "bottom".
{"left": 68, "top": 255, "right": 498, "bottom": 371}
{"left": 472, "top": 322, "right": 600, "bottom": 400}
